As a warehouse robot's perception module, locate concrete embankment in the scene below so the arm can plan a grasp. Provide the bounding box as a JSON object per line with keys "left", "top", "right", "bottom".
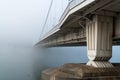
{"left": 41, "top": 63, "right": 120, "bottom": 80}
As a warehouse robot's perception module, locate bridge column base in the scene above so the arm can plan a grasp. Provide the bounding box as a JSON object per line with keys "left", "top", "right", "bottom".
{"left": 86, "top": 15, "right": 113, "bottom": 67}
{"left": 87, "top": 61, "right": 114, "bottom": 68}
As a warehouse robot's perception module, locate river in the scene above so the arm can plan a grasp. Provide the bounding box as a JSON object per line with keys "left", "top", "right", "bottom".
{"left": 0, "top": 46, "right": 119, "bottom": 80}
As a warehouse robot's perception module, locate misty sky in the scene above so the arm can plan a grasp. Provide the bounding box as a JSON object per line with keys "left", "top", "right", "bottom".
{"left": 0, "top": 0, "right": 68, "bottom": 47}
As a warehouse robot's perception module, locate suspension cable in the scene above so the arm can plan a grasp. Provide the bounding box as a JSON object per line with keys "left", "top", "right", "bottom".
{"left": 40, "top": 0, "right": 54, "bottom": 39}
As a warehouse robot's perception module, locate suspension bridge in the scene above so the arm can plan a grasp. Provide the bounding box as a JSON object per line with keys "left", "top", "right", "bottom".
{"left": 36, "top": 0, "right": 120, "bottom": 79}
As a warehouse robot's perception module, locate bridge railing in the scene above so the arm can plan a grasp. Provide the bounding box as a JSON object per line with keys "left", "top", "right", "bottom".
{"left": 41, "top": 0, "right": 86, "bottom": 40}
{"left": 42, "top": 0, "right": 68, "bottom": 36}
{"left": 59, "top": 0, "right": 86, "bottom": 23}
{"left": 70, "top": 0, "right": 86, "bottom": 9}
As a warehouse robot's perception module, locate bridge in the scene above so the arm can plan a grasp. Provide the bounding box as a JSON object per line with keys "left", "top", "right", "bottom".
{"left": 36, "top": 0, "right": 120, "bottom": 68}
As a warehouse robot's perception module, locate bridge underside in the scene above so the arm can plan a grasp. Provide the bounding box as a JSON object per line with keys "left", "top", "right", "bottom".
{"left": 36, "top": 0, "right": 120, "bottom": 68}
{"left": 37, "top": 0, "right": 120, "bottom": 47}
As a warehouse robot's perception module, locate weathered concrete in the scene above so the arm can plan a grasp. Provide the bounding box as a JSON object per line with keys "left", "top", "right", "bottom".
{"left": 41, "top": 63, "right": 120, "bottom": 80}
{"left": 41, "top": 68, "right": 58, "bottom": 80}
{"left": 86, "top": 15, "right": 113, "bottom": 67}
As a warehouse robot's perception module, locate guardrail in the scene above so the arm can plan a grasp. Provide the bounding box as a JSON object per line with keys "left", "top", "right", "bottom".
{"left": 40, "top": 0, "right": 88, "bottom": 41}
{"left": 59, "top": 0, "right": 86, "bottom": 23}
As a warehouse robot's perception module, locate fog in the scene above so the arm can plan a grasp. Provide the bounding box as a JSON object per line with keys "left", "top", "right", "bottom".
{"left": 0, "top": 0, "right": 53, "bottom": 80}
{"left": 0, "top": 0, "right": 120, "bottom": 80}
{"left": 0, "top": 0, "right": 69, "bottom": 80}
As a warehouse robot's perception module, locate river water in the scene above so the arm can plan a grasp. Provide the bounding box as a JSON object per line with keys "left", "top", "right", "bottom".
{"left": 0, "top": 46, "right": 119, "bottom": 80}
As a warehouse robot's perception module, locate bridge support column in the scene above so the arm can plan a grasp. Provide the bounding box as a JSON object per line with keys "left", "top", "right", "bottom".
{"left": 86, "top": 15, "right": 113, "bottom": 67}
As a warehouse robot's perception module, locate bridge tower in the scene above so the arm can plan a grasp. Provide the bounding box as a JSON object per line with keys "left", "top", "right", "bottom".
{"left": 86, "top": 15, "right": 113, "bottom": 67}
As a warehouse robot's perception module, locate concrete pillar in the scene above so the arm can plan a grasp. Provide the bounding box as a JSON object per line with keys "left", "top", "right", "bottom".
{"left": 86, "top": 15, "right": 113, "bottom": 68}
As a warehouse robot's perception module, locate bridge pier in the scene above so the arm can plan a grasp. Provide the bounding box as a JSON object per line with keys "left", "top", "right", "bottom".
{"left": 86, "top": 15, "right": 113, "bottom": 67}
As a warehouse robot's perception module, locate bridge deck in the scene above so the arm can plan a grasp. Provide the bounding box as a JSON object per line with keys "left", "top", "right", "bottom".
{"left": 36, "top": 0, "right": 120, "bottom": 47}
